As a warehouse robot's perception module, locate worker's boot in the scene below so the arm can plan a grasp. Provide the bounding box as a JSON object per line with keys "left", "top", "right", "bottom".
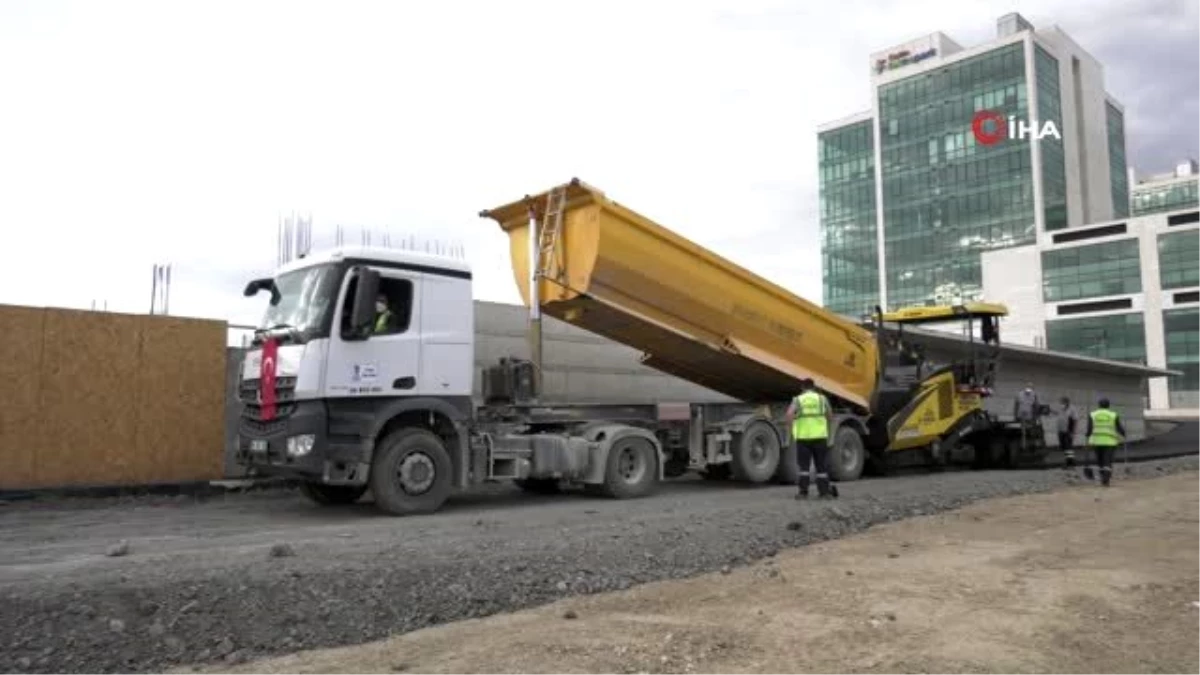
{"left": 1083, "top": 466, "right": 1095, "bottom": 481}
{"left": 795, "top": 474, "right": 810, "bottom": 500}
{"left": 1100, "top": 468, "right": 1112, "bottom": 487}
{"left": 816, "top": 475, "right": 833, "bottom": 499}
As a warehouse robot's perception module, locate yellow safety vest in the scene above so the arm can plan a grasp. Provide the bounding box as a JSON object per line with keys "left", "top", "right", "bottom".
{"left": 793, "top": 390, "right": 829, "bottom": 440}
{"left": 1087, "top": 408, "right": 1120, "bottom": 447}
{"left": 374, "top": 310, "right": 392, "bottom": 333}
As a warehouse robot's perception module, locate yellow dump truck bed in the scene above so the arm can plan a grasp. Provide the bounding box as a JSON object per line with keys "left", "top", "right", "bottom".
{"left": 480, "top": 179, "right": 881, "bottom": 410}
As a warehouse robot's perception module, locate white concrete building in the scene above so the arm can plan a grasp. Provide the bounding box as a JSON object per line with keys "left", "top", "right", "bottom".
{"left": 981, "top": 176, "right": 1200, "bottom": 412}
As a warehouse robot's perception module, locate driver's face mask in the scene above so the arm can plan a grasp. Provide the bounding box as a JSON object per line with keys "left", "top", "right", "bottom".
{"left": 376, "top": 301, "right": 386, "bottom": 313}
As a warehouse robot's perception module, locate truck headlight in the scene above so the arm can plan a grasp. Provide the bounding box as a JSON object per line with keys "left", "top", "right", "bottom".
{"left": 286, "top": 434, "right": 316, "bottom": 457}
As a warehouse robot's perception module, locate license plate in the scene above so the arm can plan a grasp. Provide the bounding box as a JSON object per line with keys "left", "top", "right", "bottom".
{"left": 250, "top": 439, "right": 268, "bottom": 452}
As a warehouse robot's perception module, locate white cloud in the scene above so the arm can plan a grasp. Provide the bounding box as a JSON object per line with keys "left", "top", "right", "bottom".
{"left": 0, "top": 0, "right": 1191, "bottom": 337}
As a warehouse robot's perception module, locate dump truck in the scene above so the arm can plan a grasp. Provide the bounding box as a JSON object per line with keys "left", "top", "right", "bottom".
{"left": 235, "top": 178, "right": 1047, "bottom": 515}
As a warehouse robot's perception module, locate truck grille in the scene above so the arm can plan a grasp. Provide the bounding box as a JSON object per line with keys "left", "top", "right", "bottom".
{"left": 239, "top": 376, "right": 298, "bottom": 425}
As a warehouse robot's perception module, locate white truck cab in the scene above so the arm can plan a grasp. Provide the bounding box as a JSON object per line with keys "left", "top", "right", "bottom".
{"left": 237, "top": 246, "right": 666, "bottom": 515}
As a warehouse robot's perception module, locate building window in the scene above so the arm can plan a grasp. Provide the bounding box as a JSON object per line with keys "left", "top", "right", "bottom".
{"left": 1158, "top": 230, "right": 1200, "bottom": 290}
{"left": 1045, "top": 312, "right": 1146, "bottom": 364}
{"left": 877, "top": 42, "right": 1033, "bottom": 309}
{"left": 1132, "top": 178, "right": 1200, "bottom": 216}
{"left": 1105, "top": 102, "right": 1130, "bottom": 219}
{"left": 1036, "top": 46, "right": 1068, "bottom": 231}
{"left": 1041, "top": 238, "right": 1142, "bottom": 302}
{"left": 819, "top": 119, "right": 879, "bottom": 317}
{"left": 1163, "top": 307, "right": 1199, "bottom": 408}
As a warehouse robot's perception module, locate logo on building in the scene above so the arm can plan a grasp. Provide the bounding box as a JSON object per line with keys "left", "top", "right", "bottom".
{"left": 971, "top": 110, "right": 1061, "bottom": 146}
{"left": 874, "top": 47, "right": 938, "bottom": 74}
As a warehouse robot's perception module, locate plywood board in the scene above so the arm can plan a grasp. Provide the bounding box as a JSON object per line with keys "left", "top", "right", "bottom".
{"left": 132, "top": 316, "right": 226, "bottom": 484}
{"left": 36, "top": 309, "right": 143, "bottom": 488}
{"left": 0, "top": 306, "right": 46, "bottom": 490}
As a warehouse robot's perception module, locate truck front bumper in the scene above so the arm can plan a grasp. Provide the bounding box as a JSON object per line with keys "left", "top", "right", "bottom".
{"left": 236, "top": 401, "right": 371, "bottom": 486}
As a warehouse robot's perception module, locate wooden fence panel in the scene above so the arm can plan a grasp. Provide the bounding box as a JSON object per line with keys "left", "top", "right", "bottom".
{"left": 0, "top": 305, "right": 227, "bottom": 491}
{"left": 0, "top": 307, "right": 46, "bottom": 490}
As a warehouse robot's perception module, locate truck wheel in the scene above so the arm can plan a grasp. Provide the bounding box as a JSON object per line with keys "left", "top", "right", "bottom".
{"left": 369, "top": 428, "right": 453, "bottom": 515}
{"left": 298, "top": 481, "right": 367, "bottom": 505}
{"left": 828, "top": 426, "right": 866, "bottom": 482}
{"left": 731, "top": 421, "right": 780, "bottom": 484}
{"left": 597, "top": 436, "right": 658, "bottom": 499}
{"left": 774, "top": 437, "right": 800, "bottom": 485}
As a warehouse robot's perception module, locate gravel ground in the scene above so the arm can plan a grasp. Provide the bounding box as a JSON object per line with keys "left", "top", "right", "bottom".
{"left": 1, "top": 447, "right": 1196, "bottom": 674}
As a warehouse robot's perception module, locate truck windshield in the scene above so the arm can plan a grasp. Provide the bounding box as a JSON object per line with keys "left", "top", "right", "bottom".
{"left": 258, "top": 264, "right": 339, "bottom": 338}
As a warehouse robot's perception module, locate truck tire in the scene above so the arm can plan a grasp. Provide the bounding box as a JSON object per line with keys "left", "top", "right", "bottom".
{"left": 369, "top": 428, "right": 453, "bottom": 516}
{"left": 596, "top": 436, "right": 658, "bottom": 499}
{"left": 731, "top": 421, "right": 780, "bottom": 484}
{"left": 298, "top": 481, "right": 367, "bottom": 506}
{"left": 774, "top": 437, "right": 800, "bottom": 485}
{"left": 828, "top": 426, "right": 866, "bottom": 482}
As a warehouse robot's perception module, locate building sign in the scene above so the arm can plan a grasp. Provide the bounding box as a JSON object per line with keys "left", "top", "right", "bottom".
{"left": 874, "top": 47, "right": 937, "bottom": 74}
{"left": 971, "top": 110, "right": 1062, "bottom": 145}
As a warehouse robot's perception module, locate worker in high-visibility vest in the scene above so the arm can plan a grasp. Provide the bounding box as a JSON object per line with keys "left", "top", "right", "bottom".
{"left": 373, "top": 293, "right": 393, "bottom": 334}
{"left": 1083, "top": 398, "right": 1125, "bottom": 487}
{"left": 785, "top": 378, "right": 837, "bottom": 499}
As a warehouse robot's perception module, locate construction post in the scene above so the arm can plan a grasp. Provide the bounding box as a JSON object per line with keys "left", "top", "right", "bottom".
{"left": 527, "top": 200, "right": 543, "bottom": 401}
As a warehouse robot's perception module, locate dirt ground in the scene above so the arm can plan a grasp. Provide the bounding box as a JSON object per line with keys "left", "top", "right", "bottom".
{"left": 199, "top": 471, "right": 1199, "bottom": 674}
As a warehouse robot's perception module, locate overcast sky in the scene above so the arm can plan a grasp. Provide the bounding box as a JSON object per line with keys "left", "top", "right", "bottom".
{"left": 1, "top": 0, "right": 1196, "bottom": 333}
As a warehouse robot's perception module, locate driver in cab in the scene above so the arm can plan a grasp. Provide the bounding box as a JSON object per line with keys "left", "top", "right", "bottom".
{"left": 373, "top": 293, "right": 393, "bottom": 334}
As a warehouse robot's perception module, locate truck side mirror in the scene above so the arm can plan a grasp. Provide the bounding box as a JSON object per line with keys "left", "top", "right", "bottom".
{"left": 243, "top": 278, "right": 281, "bottom": 305}
{"left": 347, "top": 268, "right": 381, "bottom": 339}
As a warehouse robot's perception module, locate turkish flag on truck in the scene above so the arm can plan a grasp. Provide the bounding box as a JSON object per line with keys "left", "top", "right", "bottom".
{"left": 260, "top": 337, "right": 278, "bottom": 421}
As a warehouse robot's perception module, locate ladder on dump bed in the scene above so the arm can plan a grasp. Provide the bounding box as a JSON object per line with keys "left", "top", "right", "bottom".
{"left": 535, "top": 184, "right": 569, "bottom": 284}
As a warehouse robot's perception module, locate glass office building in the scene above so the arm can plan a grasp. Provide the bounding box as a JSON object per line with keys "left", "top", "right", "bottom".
{"left": 818, "top": 13, "right": 1130, "bottom": 317}
{"left": 819, "top": 118, "right": 878, "bottom": 315}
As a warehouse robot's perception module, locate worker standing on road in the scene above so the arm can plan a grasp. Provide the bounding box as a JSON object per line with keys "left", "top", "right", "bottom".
{"left": 1013, "top": 382, "right": 1042, "bottom": 450}
{"left": 1013, "top": 382, "right": 1041, "bottom": 422}
{"left": 1089, "top": 396, "right": 1123, "bottom": 485}
{"left": 1084, "top": 398, "right": 1125, "bottom": 487}
{"left": 786, "top": 378, "right": 837, "bottom": 500}
{"left": 1055, "top": 397, "right": 1080, "bottom": 468}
